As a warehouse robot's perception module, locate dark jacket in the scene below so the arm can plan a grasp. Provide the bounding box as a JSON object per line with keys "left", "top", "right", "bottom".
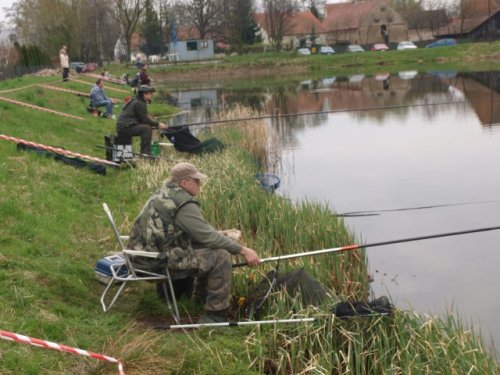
{"left": 116, "top": 96, "right": 159, "bottom": 132}
{"left": 139, "top": 71, "right": 151, "bottom": 85}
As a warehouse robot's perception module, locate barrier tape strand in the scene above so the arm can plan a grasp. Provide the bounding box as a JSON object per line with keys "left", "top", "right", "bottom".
{"left": 0, "top": 134, "right": 119, "bottom": 167}
{"left": 0, "top": 96, "right": 83, "bottom": 120}
{"left": 70, "top": 78, "right": 130, "bottom": 94}
{"left": 0, "top": 329, "right": 125, "bottom": 375}
{"left": 38, "top": 84, "right": 122, "bottom": 103}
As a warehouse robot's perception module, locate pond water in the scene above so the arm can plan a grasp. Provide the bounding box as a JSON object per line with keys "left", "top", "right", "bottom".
{"left": 167, "top": 71, "right": 500, "bottom": 353}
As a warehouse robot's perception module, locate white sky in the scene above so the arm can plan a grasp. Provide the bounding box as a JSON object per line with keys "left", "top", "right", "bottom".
{"left": 0, "top": 0, "right": 15, "bottom": 24}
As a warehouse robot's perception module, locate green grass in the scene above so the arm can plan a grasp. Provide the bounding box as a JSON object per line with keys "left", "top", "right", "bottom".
{"left": 101, "top": 40, "right": 500, "bottom": 89}
{"left": 0, "top": 74, "right": 498, "bottom": 374}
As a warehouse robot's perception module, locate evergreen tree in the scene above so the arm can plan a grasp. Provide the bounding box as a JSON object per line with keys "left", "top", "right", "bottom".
{"left": 141, "top": 0, "right": 162, "bottom": 56}
{"left": 242, "top": 20, "right": 262, "bottom": 45}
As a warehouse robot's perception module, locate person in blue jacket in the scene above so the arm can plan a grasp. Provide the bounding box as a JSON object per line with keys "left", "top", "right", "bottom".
{"left": 90, "top": 79, "right": 114, "bottom": 119}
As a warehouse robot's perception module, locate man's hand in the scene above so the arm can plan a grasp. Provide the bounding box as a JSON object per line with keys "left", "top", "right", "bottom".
{"left": 240, "top": 246, "right": 260, "bottom": 267}
{"left": 159, "top": 122, "right": 168, "bottom": 130}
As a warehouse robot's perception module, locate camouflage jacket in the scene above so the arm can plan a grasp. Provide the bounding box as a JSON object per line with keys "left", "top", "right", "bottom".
{"left": 128, "top": 181, "right": 242, "bottom": 275}
{"left": 128, "top": 181, "right": 199, "bottom": 273}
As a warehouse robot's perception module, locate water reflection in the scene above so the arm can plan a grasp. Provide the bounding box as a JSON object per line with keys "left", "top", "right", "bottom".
{"left": 163, "top": 71, "right": 500, "bottom": 131}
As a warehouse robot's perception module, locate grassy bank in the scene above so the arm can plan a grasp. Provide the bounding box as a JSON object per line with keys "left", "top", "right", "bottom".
{"left": 103, "top": 40, "right": 500, "bottom": 87}
{"left": 1, "top": 75, "right": 498, "bottom": 374}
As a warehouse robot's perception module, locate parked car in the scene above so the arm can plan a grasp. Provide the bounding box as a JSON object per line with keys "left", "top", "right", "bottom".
{"left": 348, "top": 74, "right": 365, "bottom": 83}
{"left": 425, "top": 38, "right": 457, "bottom": 48}
{"left": 397, "top": 41, "right": 418, "bottom": 50}
{"left": 371, "top": 43, "right": 389, "bottom": 51}
{"left": 346, "top": 44, "right": 365, "bottom": 53}
{"left": 398, "top": 70, "right": 418, "bottom": 80}
{"left": 298, "top": 48, "right": 311, "bottom": 55}
{"left": 82, "top": 63, "right": 98, "bottom": 73}
{"left": 319, "top": 46, "right": 335, "bottom": 55}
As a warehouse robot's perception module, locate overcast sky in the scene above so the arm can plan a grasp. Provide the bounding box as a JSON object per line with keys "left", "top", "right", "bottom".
{"left": 0, "top": 0, "right": 15, "bottom": 23}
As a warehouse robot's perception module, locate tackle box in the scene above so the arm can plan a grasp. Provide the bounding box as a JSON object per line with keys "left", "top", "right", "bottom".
{"left": 94, "top": 254, "right": 128, "bottom": 284}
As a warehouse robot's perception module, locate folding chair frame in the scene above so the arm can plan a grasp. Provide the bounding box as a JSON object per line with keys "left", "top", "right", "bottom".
{"left": 101, "top": 203, "right": 180, "bottom": 323}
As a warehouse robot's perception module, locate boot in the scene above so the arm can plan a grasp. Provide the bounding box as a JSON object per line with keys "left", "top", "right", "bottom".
{"left": 198, "top": 309, "right": 228, "bottom": 324}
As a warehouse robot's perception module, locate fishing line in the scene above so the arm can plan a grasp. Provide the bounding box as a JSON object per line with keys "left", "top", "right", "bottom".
{"left": 157, "top": 98, "right": 482, "bottom": 127}
{"left": 337, "top": 199, "right": 500, "bottom": 217}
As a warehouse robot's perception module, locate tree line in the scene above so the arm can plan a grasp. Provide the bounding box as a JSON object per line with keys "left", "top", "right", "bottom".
{"left": 5, "top": 0, "right": 263, "bottom": 64}
{"left": 3, "top": 0, "right": 493, "bottom": 67}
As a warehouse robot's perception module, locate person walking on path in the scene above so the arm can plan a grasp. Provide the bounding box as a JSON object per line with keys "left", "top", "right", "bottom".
{"left": 59, "top": 45, "right": 69, "bottom": 81}
{"left": 90, "top": 79, "right": 114, "bottom": 119}
{"left": 115, "top": 85, "right": 167, "bottom": 155}
{"left": 129, "top": 162, "right": 261, "bottom": 323}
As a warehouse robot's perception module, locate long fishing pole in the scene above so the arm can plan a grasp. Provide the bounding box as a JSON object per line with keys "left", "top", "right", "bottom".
{"left": 157, "top": 98, "right": 476, "bottom": 127}
{"left": 233, "top": 225, "right": 500, "bottom": 268}
{"left": 337, "top": 199, "right": 500, "bottom": 217}
{"left": 156, "top": 317, "right": 315, "bottom": 330}
{"left": 154, "top": 311, "right": 390, "bottom": 330}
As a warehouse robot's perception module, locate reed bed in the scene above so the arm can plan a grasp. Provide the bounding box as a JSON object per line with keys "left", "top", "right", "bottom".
{"left": 125, "top": 106, "right": 498, "bottom": 374}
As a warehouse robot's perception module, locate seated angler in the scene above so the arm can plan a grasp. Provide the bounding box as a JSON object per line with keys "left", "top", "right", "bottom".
{"left": 115, "top": 85, "right": 167, "bottom": 155}
{"left": 128, "top": 162, "right": 261, "bottom": 323}
{"left": 90, "top": 79, "right": 114, "bottom": 119}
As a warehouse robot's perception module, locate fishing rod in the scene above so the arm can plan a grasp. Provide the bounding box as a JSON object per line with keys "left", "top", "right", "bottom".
{"left": 337, "top": 199, "right": 500, "bottom": 217}
{"left": 156, "top": 317, "right": 315, "bottom": 330}
{"left": 155, "top": 311, "right": 391, "bottom": 330}
{"left": 157, "top": 98, "right": 477, "bottom": 127}
{"left": 233, "top": 225, "right": 500, "bottom": 268}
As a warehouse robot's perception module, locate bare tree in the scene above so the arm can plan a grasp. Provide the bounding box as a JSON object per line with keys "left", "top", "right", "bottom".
{"left": 183, "top": 0, "right": 220, "bottom": 39}
{"left": 9, "top": 0, "right": 80, "bottom": 57}
{"left": 111, "top": 0, "right": 146, "bottom": 62}
{"left": 263, "top": 0, "right": 298, "bottom": 50}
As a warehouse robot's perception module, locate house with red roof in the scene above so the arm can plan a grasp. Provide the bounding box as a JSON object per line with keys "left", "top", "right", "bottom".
{"left": 255, "top": 1, "right": 408, "bottom": 48}
{"left": 323, "top": 0, "right": 408, "bottom": 45}
{"left": 435, "top": 0, "right": 500, "bottom": 39}
{"left": 255, "top": 11, "right": 328, "bottom": 49}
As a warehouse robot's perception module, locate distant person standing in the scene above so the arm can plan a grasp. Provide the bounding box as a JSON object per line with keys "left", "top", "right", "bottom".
{"left": 59, "top": 45, "right": 69, "bottom": 82}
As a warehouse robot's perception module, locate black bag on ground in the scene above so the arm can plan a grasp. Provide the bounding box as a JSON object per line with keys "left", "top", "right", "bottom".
{"left": 17, "top": 143, "right": 106, "bottom": 175}
{"left": 244, "top": 268, "right": 330, "bottom": 318}
{"left": 163, "top": 126, "right": 225, "bottom": 154}
{"left": 332, "top": 296, "right": 394, "bottom": 318}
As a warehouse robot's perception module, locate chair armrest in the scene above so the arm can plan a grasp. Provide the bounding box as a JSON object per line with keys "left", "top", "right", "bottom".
{"left": 123, "top": 249, "right": 162, "bottom": 259}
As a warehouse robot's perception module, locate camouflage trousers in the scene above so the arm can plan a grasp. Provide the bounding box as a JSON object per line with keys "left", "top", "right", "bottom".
{"left": 194, "top": 248, "right": 232, "bottom": 311}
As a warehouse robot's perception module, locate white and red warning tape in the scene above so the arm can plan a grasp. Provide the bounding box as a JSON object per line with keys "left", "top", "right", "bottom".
{"left": 38, "top": 84, "right": 122, "bottom": 103}
{"left": 0, "top": 329, "right": 125, "bottom": 374}
{"left": 70, "top": 78, "right": 130, "bottom": 94}
{"left": 0, "top": 95, "right": 84, "bottom": 120}
{"left": 0, "top": 134, "right": 120, "bottom": 167}
{"left": 82, "top": 73, "right": 127, "bottom": 85}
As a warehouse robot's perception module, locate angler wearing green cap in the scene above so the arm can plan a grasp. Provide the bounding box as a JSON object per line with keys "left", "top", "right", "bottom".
{"left": 115, "top": 85, "right": 167, "bottom": 155}
{"left": 129, "top": 162, "right": 260, "bottom": 323}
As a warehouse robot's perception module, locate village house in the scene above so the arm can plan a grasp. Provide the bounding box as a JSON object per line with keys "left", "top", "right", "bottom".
{"left": 255, "top": 0, "right": 409, "bottom": 48}
{"left": 435, "top": 0, "right": 500, "bottom": 40}
{"left": 322, "top": 0, "right": 408, "bottom": 45}
{"left": 255, "top": 11, "right": 328, "bottom": 49}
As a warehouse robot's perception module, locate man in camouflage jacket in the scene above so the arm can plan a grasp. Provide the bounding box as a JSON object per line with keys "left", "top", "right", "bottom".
{"left": 129, "top": 162, "right": 260, "bottom": 323}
